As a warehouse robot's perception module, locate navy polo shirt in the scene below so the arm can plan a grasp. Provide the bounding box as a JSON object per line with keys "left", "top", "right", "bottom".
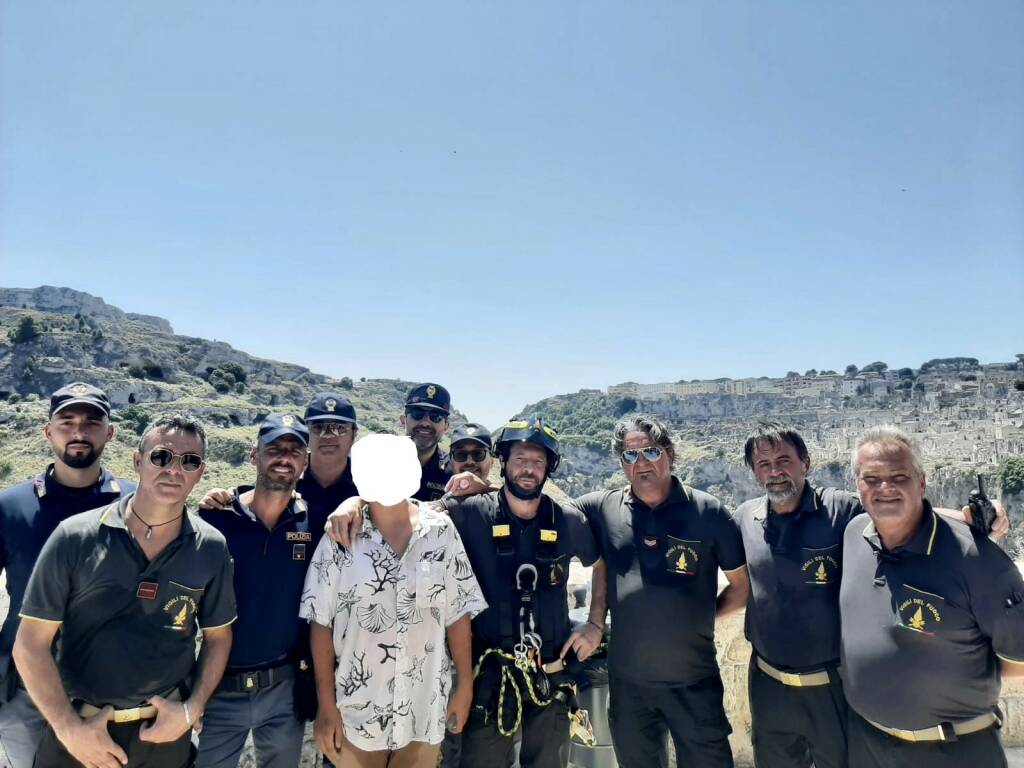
{"left": 296, "top": 463, "right": 358, "bottom": 551}
{"left": 19, "top": 495, "right": 235, "bottom": 708}
{"left": 574, "top": 478, "right": 746, "bottom": 686}
{"left": 0, "top": 465, "right": 134, "bottom": 687}
{"left": 840, "top": 503, "right": 1024, "bottom": 730}
{"left": 444, "top": 490, "right": 599, "bottom": 660}
{"left": 415, "top": 447, "right": 452, "bottom": 503}
{"left": 734, "top": 484, "right": 862, "bottom": 671}
{"left": 199, "top": 487, "right": 314, "bottom": 670}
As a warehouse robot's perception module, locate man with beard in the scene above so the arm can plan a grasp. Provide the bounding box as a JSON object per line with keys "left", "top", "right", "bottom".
{"left": 197, "top": 414, "right": 313, "bottom": 768}
{"left": 840, "top": 426, "right": 1024, "bottom": 767}
{"left": 401, "top": 383, "right": 453, "bottom": 502}
{"left": 0, "top": 382, "right": 135, "bottom": 768}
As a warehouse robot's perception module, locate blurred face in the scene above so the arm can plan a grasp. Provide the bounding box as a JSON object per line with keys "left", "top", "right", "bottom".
{"left": 401, "top": 408, "right": 448, "bottom": 454}
{"left": 253, "top": 436, "right": 308, "bottom": 491}
{"left": 503, "top": 443, "right": 548, "bottom": 496}
{"left": 45, "top": 405, "right": 113, "bottom": 470}
{"left": 307, "top": 420, "right": 355, "bottom": 467}
{"left": 450, "top": 440, "right": 493, "bottom": 481}
{"left": 751, "top": 440, "right": 810, "bottom": 505}
{"left": 855, "top": 442, "right": 926, "bottom": 525}
{"left": 134, "top": 430, "right": 206, "bottom": 505}
{"left": 621, "top": 430, "right": 674, "bottom": 494}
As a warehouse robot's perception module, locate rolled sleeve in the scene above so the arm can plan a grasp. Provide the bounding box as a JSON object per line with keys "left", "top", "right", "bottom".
{"left": 565, "top": 505, "right": 600, "bottom": 567}
{"left": 19, "top": 524, "right": 74, "bottom": 623}
{"left": 198, "top": 545, "right": 237, "bottom": 630}
{"left": 300, "top": 536, "right": 343, "bottom": 628}
{"left": 968, "top": 541, "right": 1024, "bottom": 663}
{"left": 444, "top": 523, "right": 487, "bottom": 626}
{"left": 713, "top": 506, "right": 747, "bottom": 572}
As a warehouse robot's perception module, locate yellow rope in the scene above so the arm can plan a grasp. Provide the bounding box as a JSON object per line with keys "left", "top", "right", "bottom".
{"left": 477, "top": 647, "right": 553, "bottom": 737}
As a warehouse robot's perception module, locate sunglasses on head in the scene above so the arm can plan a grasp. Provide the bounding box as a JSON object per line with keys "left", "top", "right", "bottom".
{"left": 620, "top": 446, "right": 664, "bottom": 465}
{"left": 452, "top": 448, "right": 489, "bottom": 463}
{"left": 148, "top": 447, "right": 204, "bottom": 472}
{"left": 309, "top": 422, "right": 352, "bottom": 436}
{"left": 406, "top": 407, "right": 446, "bottom": 424}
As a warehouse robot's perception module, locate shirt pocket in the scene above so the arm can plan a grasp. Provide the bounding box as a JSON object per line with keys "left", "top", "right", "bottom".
{"left": 664, "top": 535, "right": 703, "bottom": 578}
{"left": 158, "top": 580, "right": 205, "bottom": 633}
{"left": 799, "top": 544, "right": 841, "bottom": 587}
{"left": 894, "top": 583, "right": 948, "bottom": 638}
{"left": 416, "top": 561, "right": 446, "bottom": 611}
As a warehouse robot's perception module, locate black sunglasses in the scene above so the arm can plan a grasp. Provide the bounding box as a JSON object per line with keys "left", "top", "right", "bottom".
{"left": 452, "top": 448, "right": 489, "bottom": 463}
{"left": 148, "top": 447, "right": 204, "bottom": 473}
{"left": 406, "top": 407, "right": 446, "bottom": 424}
{"left": 620, "top": 446, "right": 664, "bottom": 465}
{"left": 309, "top": 422, "right": 353, "bottom": 436}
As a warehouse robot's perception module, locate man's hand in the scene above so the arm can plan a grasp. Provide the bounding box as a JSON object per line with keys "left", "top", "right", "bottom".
{"left": 138, "top": 696, "right": 190, "bottom": 743}
{"left": 962, "top": 500, "right": 1010, "bottom": 540}
{"left": 54, "top": 708, "right": 129, "bottom": 768}
{"left": 560, "top": 622, "right": 603, "bottom": 663}
{"left": 444, "top": 472, "right": 493, "bottom": 497}
{"left": 445, "top": 680, "right": 473, "bottom": 734}
{"left": 198, "top": 488, "right": 233, "bottom": 510}
{"left": 314, "top": 704, "right": 345, "bottom": 764}
{"left": 324, "top": 496, "right": 365, "bottom": 548}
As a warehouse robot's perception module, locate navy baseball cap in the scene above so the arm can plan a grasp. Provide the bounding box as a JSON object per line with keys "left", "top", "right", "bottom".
{"left": 405, "top": 383, "right": 451, "bottom": 414}
{"left": 50, "top": 382, "right": 111, "bottom": 418}
{"left": 451, "top": 423, "right": 492, "bottom": 450}
{"left": 258, "top": 414, "right": 309, "bottom": 446}
{"left": 305, "top": 392, "right": 357, "bottom": 424}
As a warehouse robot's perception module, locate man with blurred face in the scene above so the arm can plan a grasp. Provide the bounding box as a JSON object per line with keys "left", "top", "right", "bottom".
{"left": 840, "top": 426, "right": 1024, "bottom": 768}
{"left": 0, "top": 383, "right": 135, "bottom": 768}
{"left": 400, "top": 383, "right": 453, "bottom": 502}
{"left": 197, "top": 414, "right": 314, "bottom": 768}
{"left": 14, "top": 414, "right": 235, "bottom": 768}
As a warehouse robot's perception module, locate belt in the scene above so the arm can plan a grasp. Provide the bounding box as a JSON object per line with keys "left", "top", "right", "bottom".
{"left": 218, "top": 661, "right": 296, "bottom": 693}
{"left": 78, "top": 703, "right": 157, "bottom": 723}
{"left": 755, "top": 656, "right": 831, "bottom": 688}
{"left": 867, "top": 711, "right": 999, "bottom": 743}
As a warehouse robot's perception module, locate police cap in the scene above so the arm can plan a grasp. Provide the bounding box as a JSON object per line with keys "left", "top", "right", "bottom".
{"left": 50, "top": 382, "right": 111, "bottom": 418}
{"left": 258, "top": 413, "right": 309, "bottom": 446}
{"left": 305, "top": 392, "right": 357, "bottom": 424}
{"left": 405, "top": 383, "right": 450, "bottom": 415}
{"left": 451, "top": 423, "right": 492, "bottom": 450}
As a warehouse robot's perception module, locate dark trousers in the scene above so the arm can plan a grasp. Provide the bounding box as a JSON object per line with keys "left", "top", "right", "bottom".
{"left": 34, "top": 720, "right": 192, "bottom": 768}
{"left": 608, "top": 674, "right": 733, "bottom": 768}
{"left": 748, "top": 656, "right": 847, "bottom": 768}
{"left": 458, "top": 697, "right": 570, "bottom": 768}
{"left": 847, "top": 709, "right": 1006, "bottom": 768}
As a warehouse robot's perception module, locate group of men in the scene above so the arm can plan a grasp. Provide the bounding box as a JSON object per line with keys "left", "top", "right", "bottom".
{"left": 0, "top": 379, "right": 1020, "bottom": 768}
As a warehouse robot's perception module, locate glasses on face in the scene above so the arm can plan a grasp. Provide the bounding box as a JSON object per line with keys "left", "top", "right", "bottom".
{"left": 309, "top": 422, "right": 352, "bottom": 437}
{"left": 148, "top": 448, "right": 204, "bottom": 473}
{"left": 621, "top": 446, "right": 664, "bottom": 465}
{"left": 452, "top": 448, "right": 489, "bottom": 463}
{"left": 406, "top": 407, "right": 446, "bottom": 424}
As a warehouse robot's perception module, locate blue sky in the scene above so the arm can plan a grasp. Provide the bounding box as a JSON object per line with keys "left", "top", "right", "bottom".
{"left": 3, "top": 2, "right": 1022, "bottom": 429}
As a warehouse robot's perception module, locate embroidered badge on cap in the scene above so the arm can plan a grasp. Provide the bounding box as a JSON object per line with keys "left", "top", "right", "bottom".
{"left": 325, "top": 399, "right": 337, "bottom": 412}
{"left": 281, "top": 415, "right": 294, "bottom": 426}
{"left": 426, "top": 385, "right": 437, "bottom": 399}
{"left": 137, "top": 582, "right": 159, "bottom": 600}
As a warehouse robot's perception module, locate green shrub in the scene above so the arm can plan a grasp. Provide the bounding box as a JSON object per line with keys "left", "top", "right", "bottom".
{"left": 999, "top": 458, "right": 1024, "bottom": 496}
{"left": 9, "top": 317, "right": 39, "bottom": 344}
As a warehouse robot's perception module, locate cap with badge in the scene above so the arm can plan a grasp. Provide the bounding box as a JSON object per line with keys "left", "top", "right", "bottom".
{"left": 405, "top": 383, "right": 451, "bottom": 415}
{"left": 451, "top": 423, "right": 492, "bottom": 450}
{"left": 258, "top": 413, "right": 309, "bottom": 446}
{"left": 305, "top": 392, "right": 357, "bottom": 424}
{"left": 49, "top": 382, "right": 112, "bottom": 418}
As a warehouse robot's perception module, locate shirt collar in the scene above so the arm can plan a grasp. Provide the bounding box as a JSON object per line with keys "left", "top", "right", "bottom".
{"left": 624, "top": 476, "right": 688, "bottom": 511}
{"left": 38, "top": 464, "right": 123, "bottom": 498}
{"left": 230, "top": 485, "right": 307, "bottom": 524}
{"left": 360, "top": 500, "right": 427, "bottom": 546}
{"left": 98, "top": 492, "right": 198, "bottom": 538}
{"left": 861, "top": 500, "right": 938, "bottom": 557}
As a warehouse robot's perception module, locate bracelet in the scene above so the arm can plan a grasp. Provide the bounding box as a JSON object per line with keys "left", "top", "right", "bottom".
{"left": 182, "top": 702, "right": 193, "bottom": 728}
{"left": 587, "top": 620, "right": 605, "bottom": 632}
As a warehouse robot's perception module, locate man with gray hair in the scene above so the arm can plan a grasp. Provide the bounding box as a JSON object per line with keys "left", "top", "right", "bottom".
{"left": 840, "top": 425, "right": 1024, "bottom": 767}
{"left": 571, "top": 414, "right": 749, "bottom": 768}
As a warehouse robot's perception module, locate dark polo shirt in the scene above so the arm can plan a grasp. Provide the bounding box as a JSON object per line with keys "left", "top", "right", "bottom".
{"left": 296, "top": 464, "right": 357, "bottom": 551}
{"left": 415, "top": 447, "right": 452, "bottom": 502}
{"left": 840, "top": 503, "right": 1024, "bottom": 730}
{"left": 734, "top": 484, "right": 862, "bottom": 671}
{"left": 199, "top": 488, "right": 314, "bottom": 670}
{"left": 19, "top": 495, "right": 236, "bottom": 708}
{"left": 445, "top": 490, "right": 599, "bottom": 660}
{"left": 0, "top": 466, "right": 134, "bottom": 689}
{"left": 574, "top": 478, "right": 746, "bottom": 686}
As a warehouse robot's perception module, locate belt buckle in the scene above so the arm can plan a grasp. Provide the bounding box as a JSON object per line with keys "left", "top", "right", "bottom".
{"left": 779, "top": 671, "right": 803, "bottom": 687}
{"left": 938, "top": 722, "right": 958, "bottom": 742}
{"left": 243, "top": 672, "right": 259, "bottom": 691}
{"left": 113, "top": 707, "right": 140, "bottom": 724}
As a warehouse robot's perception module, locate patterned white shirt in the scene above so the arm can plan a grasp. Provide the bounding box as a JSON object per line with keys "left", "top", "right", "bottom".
{"left": 300, "top": 502, "right": 487, "bottom": 751}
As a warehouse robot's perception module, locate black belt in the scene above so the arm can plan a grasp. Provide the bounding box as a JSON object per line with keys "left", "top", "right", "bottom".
{"left": 218, "top": 661, "right": 296, "bottom": 693}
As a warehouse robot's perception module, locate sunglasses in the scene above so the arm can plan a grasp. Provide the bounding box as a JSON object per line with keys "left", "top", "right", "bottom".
{"left": 406, "top": 407, "right": 446, "bottom": 424}
{"left": 452, "top": 448, "right": 489, "bottom": 463}
{"left": 620, "top": 446, "right": 664, "bottom": 465}
{"left": 148, "top": 447, "right": 204, "bottom": 473}
{"left": 309, "top": 422, "right": 353, "bottom": 436}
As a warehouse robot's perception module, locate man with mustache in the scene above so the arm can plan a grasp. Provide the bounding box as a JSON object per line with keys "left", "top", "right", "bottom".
{"left": 0, "top": 382, "right": 135, "bottom": 768}
{"left": 401, "top": 383, "right": 454, "bottom": 502}
{"left": 197, "top": 414, "right": 314, "bottom": 768}
{"left": 840, "top": 426, "right": 1024, "bottom": 767}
